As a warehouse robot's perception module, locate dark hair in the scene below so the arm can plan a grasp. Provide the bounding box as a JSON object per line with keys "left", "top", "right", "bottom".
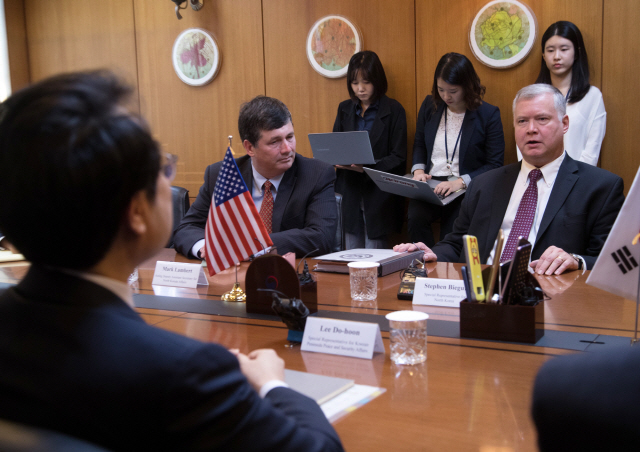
{"left": 535, "top": 21, "right": 590, "bottom": 104}
{"left": 431, "top": 53, "right": 485, "bottom": 111}
{"left": 0, "top": 71, "right": 161, "bottom": 270}
{"left": 238, "top": 96, "right": 292, "bottom": 146}
{"left": 346, "top": 51, "right": 388, "bottom": 104}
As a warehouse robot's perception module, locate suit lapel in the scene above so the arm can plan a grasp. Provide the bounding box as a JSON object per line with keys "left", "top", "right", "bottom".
{"left": 368, "top": 97, "right": 390, "bottom": 151}
{"left": 457, "top": 109, "right": 476, "bottom": 167}
{"left": 536, "top": 156, "right": 579, "bottom": 245}
{"left": 340, "top": 102, "right": 358, "bottom": 132}
{"left": 480, "top": 163, "right": 521, "bottom": 261}
{"left": 425, "top": 104, "right": 445, "bottom": 169}
{"left": 239, "top": 156, "right": 253, "bottom": 190}
{"left": 271, "top": 158, "right": 297, "bottom": 233}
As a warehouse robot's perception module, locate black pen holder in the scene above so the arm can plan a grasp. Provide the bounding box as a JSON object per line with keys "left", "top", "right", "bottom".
{"left": 459, "top": 266, "right": 544, "bottom": 344}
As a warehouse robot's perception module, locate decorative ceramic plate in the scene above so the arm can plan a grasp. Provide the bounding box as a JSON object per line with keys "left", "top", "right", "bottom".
{"left": 306, "top": 15, "right": 363, "bottom": 78}
{"left": 469, "top": 1, "right": 537, "bottom": 69}
{"left": 172, "top": 28, "right": 221, "bottom": 86}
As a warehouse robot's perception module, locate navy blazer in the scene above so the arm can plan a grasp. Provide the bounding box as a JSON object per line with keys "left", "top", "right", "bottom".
{"left": 412, "top": 95, "right": 504, "bottom": 180}
{"left": 0, "top": 266, "right": 344, "bottom": 452}
{"left": 433, "top": 155, "right": 624, "bottom": 269}
{"left": 333, "top": 96, "right": 407, "bottom": 237}
{"left": 533, "top": 346, "right": 640, "bottom": 451}
{"left": 174, "top": 154, "right": 337, "bottom": 258}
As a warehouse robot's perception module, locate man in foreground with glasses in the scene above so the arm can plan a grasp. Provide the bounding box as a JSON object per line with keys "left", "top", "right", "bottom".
{"left": 174, "top": 95, "right": 338, "bottom": 260}
{"left": 0, "top": 72, "right": 343, "bottom": 451}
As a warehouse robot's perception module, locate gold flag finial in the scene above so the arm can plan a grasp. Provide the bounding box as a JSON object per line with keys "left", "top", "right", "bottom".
{"left": 228, "top": 135, "right": 235, "bottom": 156}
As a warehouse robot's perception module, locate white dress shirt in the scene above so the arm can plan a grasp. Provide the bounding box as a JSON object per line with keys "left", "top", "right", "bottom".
{"left": 191, "top": 160, "right": 284, "bottom": 258}
{"left": 411, "top": 109, "right": 472, "bottom": 187}
{"left": 487, "top": 152, "right": 566, "bottom": 264}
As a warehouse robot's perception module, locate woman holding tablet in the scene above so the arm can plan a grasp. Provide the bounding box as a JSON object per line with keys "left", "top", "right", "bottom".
{"left": 333, "top": 51, "right": 407, "bottom": 249}
{"left": 520, "top": 21, "right": 606, "bottom": 166}
{"left": 408, "top": 53, "right": 504, "bottom": 246}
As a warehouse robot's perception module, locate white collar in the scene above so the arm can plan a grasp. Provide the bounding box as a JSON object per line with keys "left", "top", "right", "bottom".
{"left": 251, "top": 162, "right": 285, "bottom": 193}
{"left": 520, "top": 151, "right": 566, "bottom": 187}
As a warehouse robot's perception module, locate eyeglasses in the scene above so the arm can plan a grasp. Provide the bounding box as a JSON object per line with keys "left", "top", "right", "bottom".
{"left": 163, "top": 153, "right": 178, "bottom": 181}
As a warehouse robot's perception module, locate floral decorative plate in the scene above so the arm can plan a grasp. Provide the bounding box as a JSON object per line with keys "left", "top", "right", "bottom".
{"left": 306, "top": 15, "right": 363, "bottom": 78}
{"left": 469, "top": 1, "right": 537, "bottom": 69}
{"left": 172, "top": 28, "right": 221, "bottom": 86}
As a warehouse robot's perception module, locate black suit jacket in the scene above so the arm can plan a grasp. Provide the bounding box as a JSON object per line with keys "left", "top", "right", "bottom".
{"left": 433, "top": 155, "right": 624, "bottom": 269}
{"left": 532, "top": 346, "right": 640, "bottom": 451}
{"left": 0, "top": 266, "right": 344, "bottom": 452}
{"left": 412, "top": 96, "right": 504, "bottom": 179}
{"left": 174, "top": 154, "right": 337, "bottom": 258}
{"left": 333, "top": 96, "right": 407, "bottom": 237}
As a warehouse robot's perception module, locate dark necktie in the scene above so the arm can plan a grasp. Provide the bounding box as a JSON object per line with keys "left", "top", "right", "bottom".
{"left": 500, "top": 169, "right": 542, "bottom": 263}
{"left": 259, "top": 180, "right": 273, "bottom": 234}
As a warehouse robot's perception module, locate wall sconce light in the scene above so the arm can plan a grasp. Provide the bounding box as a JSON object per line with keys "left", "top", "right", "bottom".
{"left": 170, "top": 0, "right": 204, "bottom": 20}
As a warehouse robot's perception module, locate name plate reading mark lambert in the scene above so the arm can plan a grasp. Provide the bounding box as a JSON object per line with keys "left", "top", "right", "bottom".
{"left": 301, "top": 317, "right": 384, "bottom": 360}
{"left": 412, "top": 277, "right": 466, "bottom": 307}
{"left": 152, "top": 261, "right": 209, "bottom": 289}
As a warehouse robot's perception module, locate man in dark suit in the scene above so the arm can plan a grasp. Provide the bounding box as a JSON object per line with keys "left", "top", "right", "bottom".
{"left": 0, "top": 72, "right": 343, "bottom": 451}
{"left": 395, "top": 84, "right": 624, "bottom": 275}
{"left": 532, "top": 346, "right": 640, "bottom": 451}
{"left": 174, "top": 96, "right": 337, "bottom": 259}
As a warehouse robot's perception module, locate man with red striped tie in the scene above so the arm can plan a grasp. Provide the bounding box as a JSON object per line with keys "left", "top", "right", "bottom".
{"left": 174, "top": 96, "right": 338, "bottom": 261}
{"left": 394, "top": 84, "right": 623, "bottom": 275}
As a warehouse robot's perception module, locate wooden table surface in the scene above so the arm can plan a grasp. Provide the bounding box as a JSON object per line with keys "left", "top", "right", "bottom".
{"left": 0, "top": 251, "right": 634, "bottom": 452}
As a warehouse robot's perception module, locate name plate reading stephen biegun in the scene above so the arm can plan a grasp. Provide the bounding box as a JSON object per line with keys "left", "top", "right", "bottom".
{"left": 151, "top": 261, "right": 208, "bottom": 289}
{"left": 301, "top": 317, "right": 384, "bottom": 360}
{"left": 412, "top": 277, "right": 466, "bottom": 307}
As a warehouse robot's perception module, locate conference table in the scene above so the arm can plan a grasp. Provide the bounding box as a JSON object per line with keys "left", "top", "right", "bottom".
{"left": 0, "top": 249, "right": 635, "bottom": 452}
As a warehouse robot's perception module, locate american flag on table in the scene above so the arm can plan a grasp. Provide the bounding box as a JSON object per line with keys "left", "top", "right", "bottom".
{"left": 203, "top": 147, "right": 273, "bottom": 276}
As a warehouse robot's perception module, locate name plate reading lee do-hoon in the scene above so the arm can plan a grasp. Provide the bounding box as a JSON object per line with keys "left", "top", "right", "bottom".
{"left": 152, "top": 261, "right": 209, "bottom": 289}
{"left": 301, "top": 317, "right": 384, "bottom": 360}
{"left": 412, "top": 277, "right": 466, "bottom": 307}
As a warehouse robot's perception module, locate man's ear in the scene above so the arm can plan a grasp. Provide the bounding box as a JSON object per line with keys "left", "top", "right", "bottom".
{"left": 126, "top": 190, "right": 149, "bottom": 236}
{"left": 562, "top": 114, "right": 569, "bottom": 135}
{"left": 243, "top": 139, "right": 255, "bottom": 157}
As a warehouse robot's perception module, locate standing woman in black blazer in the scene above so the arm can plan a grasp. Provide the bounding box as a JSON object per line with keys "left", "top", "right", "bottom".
{"left": 409, "top": 53, "right": 504, "bottom": 246}
{"left": 333, "top": 51, "right": 407, "bottom": 249}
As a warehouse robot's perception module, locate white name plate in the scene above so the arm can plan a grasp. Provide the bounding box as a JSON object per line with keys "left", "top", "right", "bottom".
{"left": 301, "top": 317, "right": 384, "bottom": 360}
{"left": 412, "top": 277, "right": 466, "bottom": 307}
{"left": 152, "top": 261, "right": 209, "bottom": 288}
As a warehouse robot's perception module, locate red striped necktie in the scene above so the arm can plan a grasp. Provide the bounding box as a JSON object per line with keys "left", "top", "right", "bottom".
{"left": 259, "top": 180, "right": 273, "bottom": 234}
{"left": 500, "top": 169, "right": 542, "bottom": 263}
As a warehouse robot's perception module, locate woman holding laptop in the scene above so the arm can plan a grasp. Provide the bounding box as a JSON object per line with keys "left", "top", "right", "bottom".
{"left": 333, "top": 51, "right": 407, "bottom": 249}
{"left": 408, "top": 53, "right": 504, "bottom": 246}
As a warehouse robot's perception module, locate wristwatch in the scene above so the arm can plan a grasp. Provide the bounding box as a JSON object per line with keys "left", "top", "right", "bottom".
{"left": 570, "top": 253, "right": 584, "bottom": 270}
{"left": 459, "top": 177, "right": 467, "bottom": 189}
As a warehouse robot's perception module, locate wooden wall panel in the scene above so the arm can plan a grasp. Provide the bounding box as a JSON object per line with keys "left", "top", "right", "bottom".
{"left": 7, "top": 0, "right": 638, "bottom": 195}
{"left": 133, "top": 0, "right": 265, "bottom": 196}
{"left": 262, "top": 0, "right": 417, "bottom": 164}
{"left": 4, "top": 0, "right": 30, "bottom": 92}
{"left": 602, "top": 0, "right": 640, "bottom": 194}
{"left": 416, "top": 0, "right": 603, "bottom": 165}
{"left": 23, "top": 0, "right": 138, "bottom": 104}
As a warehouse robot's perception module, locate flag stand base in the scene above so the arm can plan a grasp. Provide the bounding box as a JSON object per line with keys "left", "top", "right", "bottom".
{"left": 222, "top": 282, "right": 246, "bottom": 302}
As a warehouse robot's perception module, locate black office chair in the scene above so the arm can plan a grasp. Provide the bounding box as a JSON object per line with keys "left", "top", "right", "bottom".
{"left": 333, "top": 193, "right": 344, "bottom": 252}
{"left": 0, "top": 418, "right": 110, "bottom": 452}
{"left": 167, "top": 186, "right": 190, "bottom": 248}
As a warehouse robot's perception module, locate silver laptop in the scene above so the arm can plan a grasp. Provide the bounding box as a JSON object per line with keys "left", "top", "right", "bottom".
{"left": 364, "top": 167, "right": 466, "bottom": 206}
{"left": 308, "top": 131, "right": 376, "bottom": 165}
